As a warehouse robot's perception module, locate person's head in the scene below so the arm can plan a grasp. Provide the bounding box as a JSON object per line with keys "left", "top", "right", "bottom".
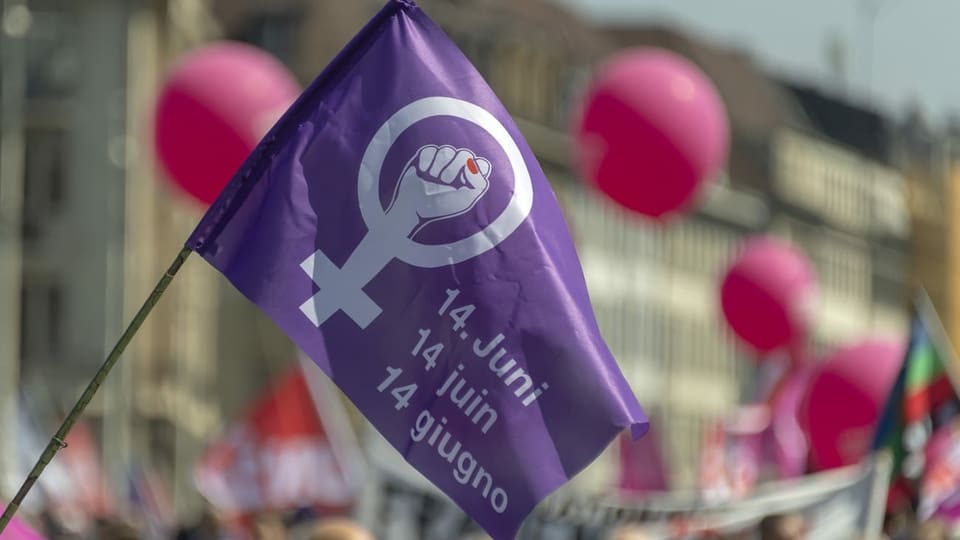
{"left": 195, "top": 507, "right": 223, "bottom": 536}
{"left": 94, "top": 518, "right": 140, "bottom": 540}
{"left": 722, "top": 530, "right": 754, "bottom": 540}
{"left": 607, "top": 523, "right": 655, "bottom": 540}
{"left": 253, "top": 513, "right": 287, "bottom": 540}
{"left": 911, "top": 519, "right": 949, "bottom": 540}
{"left": 308, "top": 517, "right": 374, "bottom": 540}
{"left": 459, "top": 533, "right": 493, "bottom": 540}
{"left": 758, "top": 513, "right": 808, "bottom": 540}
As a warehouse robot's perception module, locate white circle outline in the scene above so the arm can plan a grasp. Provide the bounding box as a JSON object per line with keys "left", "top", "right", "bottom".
{"left": 357, "top": 97, "right": 534, "bottom": 268}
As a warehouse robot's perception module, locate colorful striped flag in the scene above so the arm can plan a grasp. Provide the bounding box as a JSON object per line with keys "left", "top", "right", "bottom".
{"left": 872, "top": 301, "right": 960, "bottom": 510}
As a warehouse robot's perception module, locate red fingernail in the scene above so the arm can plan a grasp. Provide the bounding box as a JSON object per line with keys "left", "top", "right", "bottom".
{"left": 466, "top": 158, "right": 479, "bottom": 174}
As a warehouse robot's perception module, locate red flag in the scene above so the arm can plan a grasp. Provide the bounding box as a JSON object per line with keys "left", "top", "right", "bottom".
{"left": 618, "top": 424, "right": 668, "bottom": 494}
{"left": 195, "top": 359, "right": 361, "bottom": 518}
{"left": 699, "top": 421, "right": 731, "bottom": 503}
{"left": 34, "top": 421, "right": 113, "bottom": 532}
{"left": 699, "top": 406, "right": 768, "bottom": 503}
{"left": 59, "top": 423, "right": 114, "bottom": 517}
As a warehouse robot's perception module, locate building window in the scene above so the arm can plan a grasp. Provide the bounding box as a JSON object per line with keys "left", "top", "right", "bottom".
{"left": 21, "top": 126, "right": 67, "bottom": 240}
{"left": 663, "top": 411, "right": 708, "bottom": 488}
{"left": 552, "top": 66, "right": 590, "bottom": 129}
{"left": 25, "top": 8, "right": 79, "bottom": 99}
{"left": 19, "top": 276, "right": 63, "bottom": 369}
{"left": 457, "top": 32, "right": 494, "bottom": 80}
{"left": 812, "top": 236, "right": 870, "bottom": 301}
{"left": 623, "top": 301, "right": 664, "bottom": 367}
{"left": 522, "top": 50, "right": 551, "bottom": 124}
{"left": 238, "top": 13, "right": 299, "bottom": 66}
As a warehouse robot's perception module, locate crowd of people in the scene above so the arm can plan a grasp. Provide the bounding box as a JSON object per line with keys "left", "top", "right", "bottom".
{"left": 24, "top": 508, "right": 377, "bottom": 540}
{"left": 16, "top": 509, "right": 960, "bottom": 539}
{"left": 180, "top": 513, "right": 375, "bottom": 540}
{"left": 15, "top": 497, "right": 960, "bottom": 540}
{"left": 600, "top": 511, "right": 956, "bottom": 540}
{"left": 39, "top": 515, "right": 373, "bottom": 540}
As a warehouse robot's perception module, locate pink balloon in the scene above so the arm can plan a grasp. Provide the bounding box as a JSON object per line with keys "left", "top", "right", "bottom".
{"left": 799, "top": 338, "right": 905, "bottom": 471}
{"left": 573, "top": 47, "right": 729, "bottom": 219}
{"left": 720, "top": 236, "right": 817, "bottom": 354}
{"left": 154, "top": 41, "right": 301, "bottom": 207}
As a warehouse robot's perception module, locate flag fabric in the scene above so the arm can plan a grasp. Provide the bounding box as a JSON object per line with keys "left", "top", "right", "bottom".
{"left": 537, "top": 456, "right": 890, "bottom": 539}
{"left": 699, "top": 422, "right": 732, "bottom": 504}
{"left": 919, "top": 420, "right": 960, "bottom": 521}
{"left": 764, "top": 366, "right": 812, "bottom": 480}
{"left": 194, "top": 362, "right": 359, "bottom": 520}
{"left": 185, "top": 1, "right": 648, "bottom": 537}
{"left": 127, "top": 463, "right": 175, "bottom": 540}
{"left": 55, "top": 422, "right": 114, "bottom": 518}
{"left": 16, "top": 394, "right": 112, "bottom": 533}
{"left": 699, "top": 407, "right": 767, "bottom": 504}
{"left": 618, "top": 425, "right": 669, "bottom": 494}
{"left": 746, "top": 352, "right": 810, "bottom": 481}
{"left": 872, "top": 308, "right": 960, "bottom": 508}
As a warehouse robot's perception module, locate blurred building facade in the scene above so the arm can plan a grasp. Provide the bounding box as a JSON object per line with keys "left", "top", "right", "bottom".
{"left": 894, "top": 111, "right": 953, "bottom": 340}
{"left": 0, "top": 0, "right": 920, "bottom": 528}
{"left": 774, "top": 80, "right": 909, "bottom": 348}
{"left": 577, "top": 18, "right": 912, "bottom": 485}
{"left": 0, "top": 0, "right": 29, "bottom": 498}
{"left": 0, "top": 0, "right": 242, "bottom": 519}
{"left": 606, "top": 26, "right": 910, "bottom": 352}
{"left": 2, "top": 0, "right": 146, "bottom": 503}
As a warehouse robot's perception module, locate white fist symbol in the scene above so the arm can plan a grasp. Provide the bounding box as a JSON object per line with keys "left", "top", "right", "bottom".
{"left": 299, "top": 144, "right": 492, "bottom": 329}
{"left": 388, "top": 145, "right": 492, "bottom": 234}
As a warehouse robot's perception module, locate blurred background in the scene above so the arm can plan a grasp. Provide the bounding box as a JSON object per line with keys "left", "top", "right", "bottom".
{"left": 0, "top": 0, "right": 953, "bottom": 538}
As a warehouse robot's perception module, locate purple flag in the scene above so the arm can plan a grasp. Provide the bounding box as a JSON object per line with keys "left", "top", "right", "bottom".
{"left": 186, "top": 1, "right": 647, "bottom": 537}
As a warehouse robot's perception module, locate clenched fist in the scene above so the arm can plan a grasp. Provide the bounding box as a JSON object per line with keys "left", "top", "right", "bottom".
{"left": 388, "top": 144, "right": 492, "bottom": 231}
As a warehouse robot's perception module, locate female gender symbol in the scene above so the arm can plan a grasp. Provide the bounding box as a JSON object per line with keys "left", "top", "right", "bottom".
{"left": 299, "top": 97, "right": 534, "bottom": 329}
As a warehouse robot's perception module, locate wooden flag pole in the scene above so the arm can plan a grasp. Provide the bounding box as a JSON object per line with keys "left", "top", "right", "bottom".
{"left": 0, "top": 246, "right": 193, "bottom": 533}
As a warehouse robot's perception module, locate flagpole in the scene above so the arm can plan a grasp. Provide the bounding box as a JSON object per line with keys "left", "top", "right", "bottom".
{"left": 0, "top": 246, "right": 193, "bottom": 533}
{"left": 913, "top": 288, "right": 960, "bottom": 395}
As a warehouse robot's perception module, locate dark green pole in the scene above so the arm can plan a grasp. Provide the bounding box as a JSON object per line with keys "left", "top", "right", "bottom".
{"left": 0, "top": 246, "right": 193, "bottom": 532}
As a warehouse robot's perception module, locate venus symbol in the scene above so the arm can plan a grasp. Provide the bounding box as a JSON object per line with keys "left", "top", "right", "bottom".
{"left": 300, "top": 144, "right": 492, "bottom": 329}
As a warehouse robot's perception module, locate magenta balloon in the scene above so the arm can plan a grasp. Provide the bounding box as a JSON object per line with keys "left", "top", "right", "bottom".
{"left": 154, "top": 41, "right": 301, "bottom": 206}
{"left": 573, "top": 47, "right": 729, "bottom": 219}
{"left": 720, "top": 236, "right": 817, "bottom": 354}
{"left": 799, "top": 338, "right": 905, "bottom": 471}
